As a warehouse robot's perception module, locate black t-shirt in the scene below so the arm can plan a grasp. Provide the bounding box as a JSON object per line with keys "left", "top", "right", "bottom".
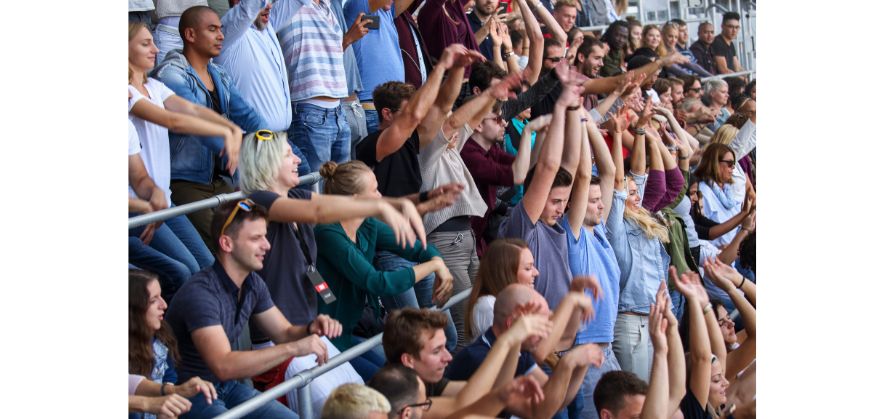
{"left": 680, "top": 390, "right": 712, "bottom": 419}
{"left": 425, "top": 377, "right": 450, "bottom": 398}
{"left": 529, "top": 75, "right": 561, "bottom": 119}
{"left": 710, "top": 35, "right": 737, "bottom": 71}
{"left": 248, "top": 189, "right": 319, "bottom": 341}
{"left": 355, "top": 129, "right": 423, "bottom": 197}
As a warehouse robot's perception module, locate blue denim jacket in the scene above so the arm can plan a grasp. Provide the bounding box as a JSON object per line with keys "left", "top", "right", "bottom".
{"left": 150, "top": 49, "right": 266, "bottom": 184}
{"left": 605, "top": 188, "right": 671, "bottom": 315}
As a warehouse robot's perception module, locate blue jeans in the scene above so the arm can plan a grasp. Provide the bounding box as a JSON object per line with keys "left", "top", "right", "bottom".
{"left": 374, "top": 251, "right": 458, "bottom": 353}
{"left": 289, "top": 102, "right": 351, "bottom": 178}
{"left": 578, "top": 343, "right": 621, "bottom": 419}
{"left": 364, "top": 108, "right": 379, "bottom": 136}
{"left": 350, "top": 335, "right": 387, "bottom": 382}
{"left": 129, "top": 214, "right": 214, "bottom": 299}
{"left": 183, "top": 380, "right": 297, "bottom": 419}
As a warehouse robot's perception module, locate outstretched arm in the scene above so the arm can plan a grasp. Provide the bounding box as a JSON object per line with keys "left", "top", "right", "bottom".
{"left": 420, "top": 46, "right": 485, "bottom": 143}
{"left": 583, "top": 53, "right": 689, "bottom": 95}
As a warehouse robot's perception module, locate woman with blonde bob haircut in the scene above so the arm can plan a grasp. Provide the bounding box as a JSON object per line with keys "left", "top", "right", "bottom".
{"left": 465, "top": 238, "right": 539, "bottom": 340}
{"left": 235, "top": 131, "right": 429, "bottom": 388}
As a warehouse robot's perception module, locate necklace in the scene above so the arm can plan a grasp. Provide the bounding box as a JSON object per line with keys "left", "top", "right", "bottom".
{"left": 442, "top": 0, "right": 461, "bottom": 26}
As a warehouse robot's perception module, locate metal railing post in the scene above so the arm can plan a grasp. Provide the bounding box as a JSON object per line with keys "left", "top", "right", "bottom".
{"left": 128, "top": 172, "right": 323, "bottom": 229}
{"left": 298, "top": 383, "right": 313, "bottom": 419}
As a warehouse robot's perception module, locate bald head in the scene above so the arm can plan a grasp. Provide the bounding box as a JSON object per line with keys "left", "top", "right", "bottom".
{"left": 493, "top": 284, "right": 544, "bottom": 328}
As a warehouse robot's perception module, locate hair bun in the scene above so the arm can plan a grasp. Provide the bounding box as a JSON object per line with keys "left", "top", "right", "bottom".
{"left": 319, "top": 161, "right": 338, "bottom": 180}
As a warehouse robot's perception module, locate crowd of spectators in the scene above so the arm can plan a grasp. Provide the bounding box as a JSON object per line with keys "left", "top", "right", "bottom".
{"left": 128, "top": 0, "right": 756, "bottom": 417}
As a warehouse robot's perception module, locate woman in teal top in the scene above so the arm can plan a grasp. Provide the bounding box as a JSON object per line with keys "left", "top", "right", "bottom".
{"left": 314, "top": 160, "right": 454, "bottom": 379}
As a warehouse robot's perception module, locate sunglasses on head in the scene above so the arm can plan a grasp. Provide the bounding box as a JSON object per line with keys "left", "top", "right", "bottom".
{"left": 255, "top": 129, "right": 275, "bottom": 153}
{"left": 220, "top": 199, "right": 255, "bottom": 237}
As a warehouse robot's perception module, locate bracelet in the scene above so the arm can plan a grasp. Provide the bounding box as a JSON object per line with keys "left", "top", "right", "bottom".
{"left": 738, "top": 276, "right": 746, "bottom": 289}
{"left": 678, "top": 155, "right": 690, "bottom": 160}
{"left": 566, "top": 105, "right": 581, "bottom": 111}
{"left": 503, "top": 51, "right": 513, "bottom": 59}
{"left": 702, "top": 303, "right": 713, "bottom": 315}
{"left": 160, "top": 382, "right": 172, "bottom": 396}
{"left": 631, "top": 127, "right": 646, "bottom": 135}
{"left": 419, "top": 191, "right": 430, "bottom": 203}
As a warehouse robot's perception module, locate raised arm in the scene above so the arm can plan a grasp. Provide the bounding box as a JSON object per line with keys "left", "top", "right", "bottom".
{"left": 531, "top": 291, "right": 596, "bottom": 362}
{"left": 691, "top": 272, "right": 728, "bottom": 379}
{"left": 376, "top": 45, "right": 455, "bottom": 161}
{"left": 593, "top": 72, "right": 633, "bottom": 120}
{"left": 594, "top": 109, "right": 619, "bottom": 221}
{"left": 521, "top": 79, "right": 576, "bottom": 223}
{"left": 420, "top": 46, "right": 485, "bottom": 143}
{"left": 671, "top": 268, "right": 712, "bottom": 408}
{"left": 221, "top": 0, "right": 267, "bottom": 49}
{"left": 662, "top": 282, "right": 687, "bottom": 416}
{"left": 514, "top": 115, "right": 552, "bottom": 184}
{"left": 705, "top": 259, "right": 756, "bottom": 381}
{"left": 514, "top": 0, "right": 544, "bottom": 84}
{"left": 641, "top": 282, "right": 671, "bottom": 419}
{"left": 567, "top": 119, "right": 592, "bottom": 239}
{"left": 488, "top": 18, "right": 507, "bottom": 70}
{"left": 445, "top": 73, "right": 521, "bottom": 141}
{"left": 441, "top": 314, "right": 553, "bottom": 413}
{"left": 629, "top": 96, "right": 654, "bottom": 177}
{"left": 559, "top": 89, "right": 583, "bottom": 177}
{"left": 527, "top": 0, "right": 566, "bottom": 45}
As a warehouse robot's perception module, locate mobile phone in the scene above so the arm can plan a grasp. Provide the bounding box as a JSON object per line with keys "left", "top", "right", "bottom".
{"left": 498, "top": 0, "right": 510, "bottom": 13}
{"left": 361, "top": 14, "right": 380, "bottom": 30}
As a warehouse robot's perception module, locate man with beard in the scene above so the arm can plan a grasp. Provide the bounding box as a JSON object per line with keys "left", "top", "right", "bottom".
{"left": 152, "top": 5, "right": 266, "bottom": 250}
{"left": 467, "top": 0, "right": 500, "bottom": 61}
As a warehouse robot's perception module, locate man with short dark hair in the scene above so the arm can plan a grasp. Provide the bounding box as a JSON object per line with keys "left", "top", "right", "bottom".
{"left": 669, "top": 18, "right": 689, "bottom": 50}
{"left": 368, "top": 365, "right": 429, "bottom": 419}
{"left": 382, "top": 307, "right": 551, "bottom": 418}
{"left": 467, "top": 0, "right": 500, "bottom": 61}
{"left": 690, "top": 22, "right": 716, "bottom": 75}
{"left": 165, "top": 200, "right": 343, "bottom": 418}
{"left": 711, "top": 12, "right": 744, "bottom": 74}
{"left": 152, "top": 5, "right": 266, "bottom": 250}
{"left": 593, "top": 371, "right": 648, "bottom": 419}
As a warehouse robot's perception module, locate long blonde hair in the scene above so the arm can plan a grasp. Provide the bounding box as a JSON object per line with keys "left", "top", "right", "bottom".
{"left": 624, "top": 178, "right": 670, "bottom": 243}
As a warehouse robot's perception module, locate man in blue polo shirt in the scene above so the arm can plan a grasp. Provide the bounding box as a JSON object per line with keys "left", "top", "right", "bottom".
{"left": 165, "top": 200, "right": 344, "bottom": 418}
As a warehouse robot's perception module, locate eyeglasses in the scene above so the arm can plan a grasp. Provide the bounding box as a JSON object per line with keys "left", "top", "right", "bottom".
{"left": 255, "top": 129, "right": 274, "bottom": 153}
{"left": 398, "top": 399, "right": 433, "bottom": 414}
{"left": 220, "top": 199, "right": 255, "bottom": 237}
{"left": 544, "top": 56, "right": 562, "bottom": 63}
{"left": 483, "top": 115, "right": 508, "bottom": 126}
{"left": 688, "top": 87, "right": 701, "bottom": 92}
{"left": 719, "top": 159, "right": 736, "bottom": 168}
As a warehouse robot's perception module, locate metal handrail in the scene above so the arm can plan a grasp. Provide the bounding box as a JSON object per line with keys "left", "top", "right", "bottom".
{"left": 214, "top": 288, "right": 473, "bottom": 419}
{"left": 701, "top": 69, "right": 755, "bottom": 81}
{"left": 127, "top": 172, "right": 322, "bottom": 229}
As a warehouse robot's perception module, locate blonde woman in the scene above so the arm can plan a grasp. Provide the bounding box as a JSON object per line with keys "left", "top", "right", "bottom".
{"left": 605, "top": 100, "right": 672, "bottom": 383}
{"left": 659, "top": 23, "right": 713, "bottom": 78}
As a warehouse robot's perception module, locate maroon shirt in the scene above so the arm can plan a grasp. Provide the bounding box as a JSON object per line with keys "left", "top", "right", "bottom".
{"left": 460, "top": 138, "right": 515, "bottom": 255}
{"left": 416, "top": 0, "right": 479, "bottom": 75}
{"left": 395, "top": 8, "right": 434, "bottom": 89}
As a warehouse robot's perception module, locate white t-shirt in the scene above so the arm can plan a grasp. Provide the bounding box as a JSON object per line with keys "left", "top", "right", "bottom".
{"left": 128, "top": 119, "right": 142, "bottom": 198}
{"left": 471, "top": 295, "right": 496, "bottom": 339}
{"left": 128, "top": 79, "right": 177, "bottom": 203}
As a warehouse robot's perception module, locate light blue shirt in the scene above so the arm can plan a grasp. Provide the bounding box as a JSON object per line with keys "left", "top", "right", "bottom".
{"left": 605, "top": 188, "right": 671, "bottom": 315}
{"left": 217, "top": 0, "right": 292, "bottom": 131}
{"left": 343, "top": 0, "right": 405, "bottom": 101}
{"left": 561, "top": 218, "right": 621, "bottom": 344}
{"left": 698, "top": 181, "right": 741, "bottom": 248}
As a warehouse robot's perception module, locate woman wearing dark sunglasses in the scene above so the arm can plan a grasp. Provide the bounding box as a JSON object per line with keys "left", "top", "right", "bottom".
{"left": 691, "top": 144, "right": 745, "bottom": 252}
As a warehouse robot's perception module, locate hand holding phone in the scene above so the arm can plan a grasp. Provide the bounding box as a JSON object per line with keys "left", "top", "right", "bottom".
{"left": 361, "top": 14, "right": 380, "bottom": 30}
